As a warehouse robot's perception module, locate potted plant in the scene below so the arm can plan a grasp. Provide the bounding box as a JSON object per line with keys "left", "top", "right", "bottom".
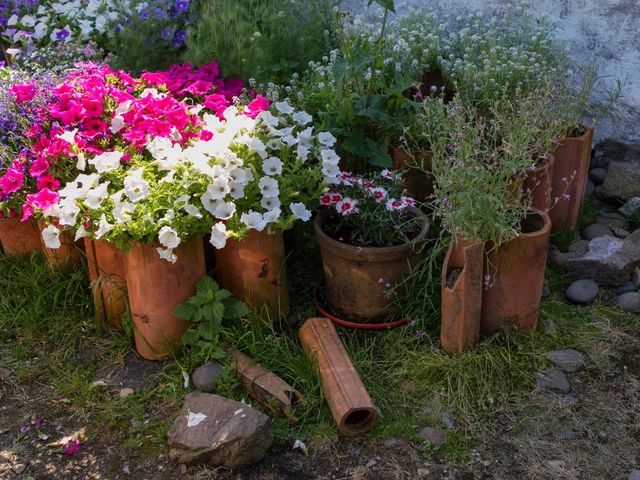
{"left": 203, "top": 99, "right": 340, "bottom": 319}
{"left": 314, "top": 170, "right": 429, "bottom": 324}
{"left": 0, "top": 67, "right": 59, "bottom": 256}
{"left": 423, "top": 97, "right": 551, "bottom": 348}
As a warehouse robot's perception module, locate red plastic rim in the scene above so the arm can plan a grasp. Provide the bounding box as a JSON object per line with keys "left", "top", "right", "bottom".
{"left": 314, "top": 285, "right": 408, "bottom": 330}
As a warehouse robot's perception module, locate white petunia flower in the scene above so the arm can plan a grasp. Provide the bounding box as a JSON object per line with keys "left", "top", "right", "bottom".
{"left": 209, "top": 222, "right": 229, "bottom": 249}
{"left": 124, "top": 169, "right": 150, "bottom": 203}
{"left": 246, "top": 137, "right": 268, "bottom": 159}
{"left": 57, "top": 128, "right": 78, "bottom": 144}
{"left": 297, "top": 127, "right": 314, "bottom": 146}
{"left": 290, "top": 202, "right": 312, "bottom": 222}
{"left": 41, "top": 224, "right": 61, "bottom": 249}
{"left": 95, "top": 214, "right": 114, "bottom": 239}
{"left": 183, "top": 204, "right": 203, "bottom": 219}
{"left": 157, "top": 247, "right": 177, "bottom": 264}
{"left": 263, "top": 207, "right": 281, "bottom": 224}
{"left": 261, "top": 196, "right": 281, "bottom": 211}
{"left": 292, "top": 111, "right": 312, "bottom": 125}
{"left": 258, "top": 176, "right": 279, "bottom": 198}
{"left": 274, "top": 101, "right": 295, "bottom": 114}
{"left": 158, "top": 226, "right": 181, "bottom": 249}
{"left": 112, "top": 201, "right": 134, "bottom": 224}
{"left": 76, "top": 152, "right": 86, "bottom": 171}
{"left": 320, "top": 149, "right": 340, "bottom": 166}
{"left": 110, "top": 115, "right": 125, "bottom": 134}
{"left": 84, "top": 182, "right": 110, "bottom": 209}
{"left": 229, "top": 182, "right": 245, "bottom": 200}
{"left": 212, "top": 201, "right": 236, "bottom": 220}
{"left": 241, "top": 210, "right": 267, "bottom": 231}
{"left": 75, "top": 224, "right": 89, "bottom": 241}
{"left": 318, "top": 131, "right": 337, "bottom": 147}
{"left": 296, "top": 145, "right": 310, "bottom": 163}
{"left": 89, "top": 150, "right": 123, "bottom": 173}
{"left": 262, "top": 157, "right": 283, "bottom": 176}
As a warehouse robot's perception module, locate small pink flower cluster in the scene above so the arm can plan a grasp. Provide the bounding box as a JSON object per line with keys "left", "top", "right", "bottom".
{"left": 320, "top": 171, "right": 415, "bottom": 216}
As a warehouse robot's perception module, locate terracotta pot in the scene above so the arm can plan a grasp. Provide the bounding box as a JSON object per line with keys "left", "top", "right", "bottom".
{"left": 37, "top": 222, "right": 82, "bottom": 269}
{"left": 440, "top": 236, "right": 484, "bottom": 353}
{"left": 85, "top": 238, "right": 127, "bottom": 329}
{"left": 390, "top": 146, "right": 434, "bottom": 202}
{"left": 0, "top": 217, "right": 42, "bottom": 257}
{"left": 522, "top": 155, "right": 556, "bottom": 211}
{"left": 550, "top": 126, "right": 594, "bottom": 232}
{"left": 216, "top": 229, "right": 289, "bottom": 319}
{"left": 481, "top": 210, "right": 551, "bottom": 335}
{"left": 124, "top": 236, "right": 206, "bottom": 360}
{"left": 314, "top": 207, "right": 429, "bottom": 322}
{"left": 299, "top": 317, "right": 380, "bottom": 436}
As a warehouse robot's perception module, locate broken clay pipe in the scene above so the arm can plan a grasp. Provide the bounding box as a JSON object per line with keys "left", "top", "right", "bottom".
{"left": 299, "top": 318, "right": 380, "bottom": 436}
{"left": 222, "top": 342, "right": 303, "bottom": 422}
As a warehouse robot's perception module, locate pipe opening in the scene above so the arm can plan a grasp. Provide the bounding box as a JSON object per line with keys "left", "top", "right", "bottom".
{"left": 342, "top": 409, "right": 377, "bottom": 434}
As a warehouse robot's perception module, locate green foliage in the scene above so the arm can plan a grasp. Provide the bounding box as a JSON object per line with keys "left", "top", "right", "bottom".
{"left": 184, "top": 0, "right": 335, "bottom": 83}
{"left": 174, "top": 276, "right": 249, "bottom": 362}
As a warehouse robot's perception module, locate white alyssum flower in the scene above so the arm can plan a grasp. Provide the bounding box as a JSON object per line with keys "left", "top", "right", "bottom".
{"left": 89, "top": 150, "right": 123, "bottom": 173}
{"left": 158, "top": 226, "right": 181, "bottom": 249}
{"left": 290, "top": 202, "right": 312, "bottom": 222}
{"left": 241, "top": 210, "right": 267, "bottom": 232}
{"left": 41, "top": 224, "right": 61, "bottom": 249}
{"left": 262, "top": 157, "right": 283, "bottom": 176}
{"left": 124, "top": 169, "right": 150, "bottom": 203}
{"left": 209, "top": 222, "right": 229, "bottom": 249}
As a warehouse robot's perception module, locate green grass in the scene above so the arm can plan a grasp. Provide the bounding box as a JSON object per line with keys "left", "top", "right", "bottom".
{"left": 0, "top": 207, "right": 638, "bottom": 465}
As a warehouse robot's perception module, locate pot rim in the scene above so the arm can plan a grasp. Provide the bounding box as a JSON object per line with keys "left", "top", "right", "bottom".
{"left": 515, "top": 208, "right": 552, "bottom": 240}
{"left": 563, "top": 124, "right": 594, "bottom": 141}
{"left": 314, "top": 206, "right": 430, "bottom": 261}
{"left": 527, "top": 153, "right": 556, "bottom": 174}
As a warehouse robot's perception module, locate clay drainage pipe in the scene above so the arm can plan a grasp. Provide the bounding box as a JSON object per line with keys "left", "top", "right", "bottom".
{"left": 299, "top": 317, "right": 380, "bottom": 436}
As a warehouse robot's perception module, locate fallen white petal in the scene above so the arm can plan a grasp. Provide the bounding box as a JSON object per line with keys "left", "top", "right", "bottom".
{"left": 187, "top": 412, "right": 207, "bottom": 428}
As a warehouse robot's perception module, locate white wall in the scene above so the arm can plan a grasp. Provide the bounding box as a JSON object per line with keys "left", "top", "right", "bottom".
{"left": 344, "top": 0, "right": 640, "bottom": 144}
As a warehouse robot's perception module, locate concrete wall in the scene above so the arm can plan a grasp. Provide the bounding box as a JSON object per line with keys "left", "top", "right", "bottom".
{"left": 344, "top": 0, "right": 640, "bottom": 144}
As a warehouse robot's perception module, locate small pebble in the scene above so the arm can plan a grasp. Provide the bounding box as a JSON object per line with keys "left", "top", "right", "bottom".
{"left": 441, "top": 412, "right": 455, "bottom": 430}
{"left": 119, "top": 387, "right": 135, "bottom": 398}
{"left": 618, "top": 292, "right": 640, "bottom": 312}
{"left": 589, "top": 168, "right": 607, "bottom": 185}
{"left": 547, "top": 349, "right": 586, "bottom": 373}
{"left": 581, "top": 223, "right": 613, "bottom": 241}
{"left": 628, "top": 469, "right": 640, "bottom": 480}
{"left": 566, "top": 279, "right": 599, "bottom": 305}
{"left": 612, "top": 227, "right": 630, "bottom": 239}
{"left": 192, "top": 361, "right": 224, "bottom": 393}
{"left": 536, "top": 368, "right": 571, "bottom": 394}
{"left": 417, "top": 426, "right": 446, "bottom": 446}
{"left": 561, "top": 431, "right": 577, "bottom": 440}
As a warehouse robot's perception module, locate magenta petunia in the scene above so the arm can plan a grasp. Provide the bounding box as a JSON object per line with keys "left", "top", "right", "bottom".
{"left": 244, "top": 96, "right": 271, "bottom": 119}
{"left": 26, "top": 188, "right": 60, "bottom": 211}
{"left": 0, "top": 168, "right": 24, "bottom": 195}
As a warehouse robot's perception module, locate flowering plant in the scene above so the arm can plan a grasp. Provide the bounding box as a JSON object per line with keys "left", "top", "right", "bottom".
{"left": 318, "top": 170, "right": 421, "bottom": 248}
{"left": 0, "top": 66, "right": 58, "bottom": 217}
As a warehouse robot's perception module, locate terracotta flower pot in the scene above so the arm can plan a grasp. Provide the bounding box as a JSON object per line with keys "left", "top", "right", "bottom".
{"left": 390, "top": 146, "right": 434, "bottom": 202}
{"left": 85, "top": 238, "right": 128, "bottom": 329}
{"left": 522, "top": 155, "right": 556, "bottom": 211}
{"left": 314, "top": 207, "right": 429, "bottom": 322}
{"left": 37, "top": 222, "right": 82, "bottom": 269}
{"left": 216, "top": 229, "right": 290, "bottom": 319}
{"left": 0, "top": 217, "right": 42, "bottom": 257}
{"left": 550, "top": 126, "right": 594, "bottom": 232}
{"left": 481, "top": 210, "right": 551, "bottom": 335}
{"left": 124, "top": 236, "right": 206, "bottom": 360}
{"left": 299, "top": 317, "right": 380, "bottom": 436}
{"left": 440, "top": 236, "right": 484, "bottom": 353}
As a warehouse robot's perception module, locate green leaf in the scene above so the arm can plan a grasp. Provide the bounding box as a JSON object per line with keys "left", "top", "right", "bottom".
{"left": 224, "top": 301, "right": 249, "bottom": 319}
{"left": 367, "top": 0, "right": 395, "bottom": 13}
{"left": 196, "top": 276, "right": 217, "bottom": 297}
{"left": 173, "top": 303, "right": 198, "bottom": 322}
{"left": 181, "top": 329, "right": 199, "bottom": 345}
{"left": 202, "top": 302, "right": 225, "bottom": 323}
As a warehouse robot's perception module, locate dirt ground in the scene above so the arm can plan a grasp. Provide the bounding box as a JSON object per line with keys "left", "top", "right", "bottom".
{"left": 1, "top": 326, "right": 639, "bottom": 480}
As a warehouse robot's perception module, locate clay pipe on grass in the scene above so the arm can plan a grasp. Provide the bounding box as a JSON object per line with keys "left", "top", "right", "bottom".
{"left": 299, "top": 317, "right": 380, "bottom": 436}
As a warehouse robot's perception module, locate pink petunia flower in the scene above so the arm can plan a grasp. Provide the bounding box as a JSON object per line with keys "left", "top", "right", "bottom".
{"left": 63, "top": 439, "right": 80, "bottom": 455}
{"left": 0, "top": 168, "right": 24, "bottom": 195}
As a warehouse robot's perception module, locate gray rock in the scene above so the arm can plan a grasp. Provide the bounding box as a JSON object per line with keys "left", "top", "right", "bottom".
{"left": 628, "top": 230, "right": 640, "bottom": 246}
{"left": 566, "top": 237, "right": 640, "bottom": 286}
{"left": 612, "top": 227, "right": 631, "bottom": 239}
{"left": 568, "top": 239, "right": 590, "bottom": 254}
{"left": 441, "top": 412, "right": 454, "bottom": 429}
{"left": 561, "top": 431, "right": 577, "bottom": 440}
{"left": 594, "top": 185, "right": 606, "bottom": 200}
{"left": 602, "top": 162, "right": 640, "bottom": 202}
{"left": 581, "top": 223, "right": 613, "bottom": 240}
{"left": 615, "top": 281, "right": 637, "bottom": 295}
{"left": 548, "top": 246, "right": 568, "bottom": 269}
{"left": 632, "top": 268, "right": 640, "bottom": 287}
{"left": 417, "top": 427, "right": 446, "bottom": 446}
{"left": 585, "top": 180, "right": 595, "bottom": 197}
{"left": 547, "top": 349, "right": 586, "bottom": 373}
{"left": 618, "top": 292, "right": 640, "bottom": 312}
{"left": 629, "top": 469, "right": 640, "bottom": 480}
{"left": 566, "top": 279, "right": 599, "bottom": 304}
{"left": 597, "top": 212, "right": 630, "bottom": 231}
{"left": 536, "top": 369, "right": 571, "bottom": 394}
{"left": 593, "top": 139, "right": 640, "bottom": 168}
{"left": 0, "top": 366, "right": 10, "bottom": 379}
{"left": 192, "top": 361, "right": 224, "bottom": 393}
{"left": 419, "top": 407, "right": 433, "bottom": 417}
{"left": 168, "top": 393, "right": 273, "bottom": 467}
{"left": 589, "top": 168, "right": 607, "bottom": 185}
{"left": 619, "top": 197, "right": 640, "bottom": 218}
{"left": 542, "top": 279, "right": 551, "bottom": 299}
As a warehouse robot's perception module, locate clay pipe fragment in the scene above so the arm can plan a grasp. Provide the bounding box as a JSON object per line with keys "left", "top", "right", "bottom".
{"left": 299, "top": 318, "right": 380, "bottom": 436}
{"left": 222, "top": 342, "right": 303, "bottom": 422}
